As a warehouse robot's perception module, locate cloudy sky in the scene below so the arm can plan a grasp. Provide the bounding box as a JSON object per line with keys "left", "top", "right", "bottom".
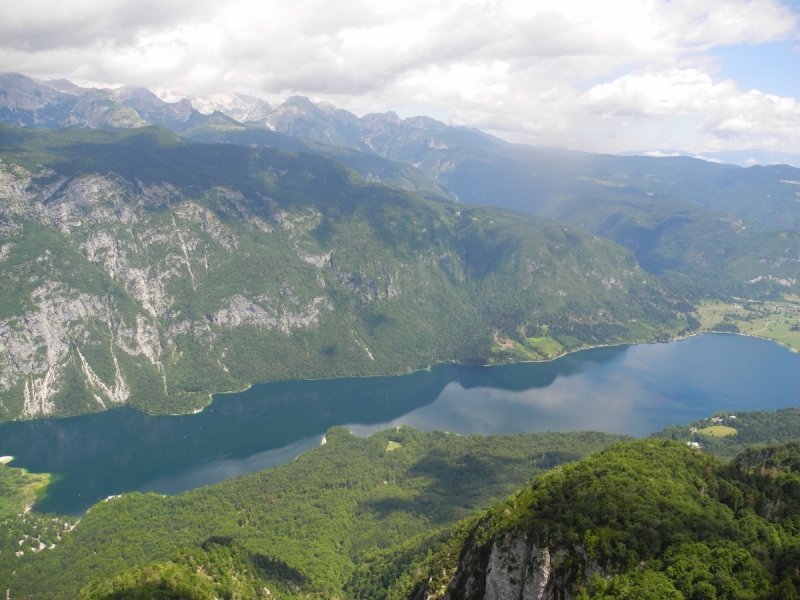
{"left": 1, "top": 0, "right": 798, "bottom": 154}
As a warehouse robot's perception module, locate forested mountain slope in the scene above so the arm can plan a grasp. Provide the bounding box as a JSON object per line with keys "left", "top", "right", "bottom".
{"left": 184, "top": 124, "right": 455, "bottom": 201}
{"left": 189, "top": 96, "right": 800, "bottom": 299}
{"left": 0, "top": 125, "right": 685, "bottom": 422}
{"left": 412, "top": 438, "right": 800, "bottom": 600}
{"left": 9, "top": 408, "right": 800, "bottom": 599}
{"left": 546, "top": 192, "right": 800, "bottom": 298}
{"left": 0, "top": 427, "right": 628, "bottom": 599}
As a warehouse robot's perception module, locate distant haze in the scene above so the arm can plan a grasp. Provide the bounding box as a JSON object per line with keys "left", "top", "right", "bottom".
{"left": 0, "top": 0, "right": 798, "bottom": 155}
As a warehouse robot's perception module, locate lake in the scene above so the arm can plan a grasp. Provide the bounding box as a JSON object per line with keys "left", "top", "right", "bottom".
{"left": 0, "top": 333, "right": 797, "bottom": 515}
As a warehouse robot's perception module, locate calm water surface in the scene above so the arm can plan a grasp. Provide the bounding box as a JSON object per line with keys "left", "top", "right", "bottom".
{"left": 0, "top": 333, "right": 797, "bottom": 515}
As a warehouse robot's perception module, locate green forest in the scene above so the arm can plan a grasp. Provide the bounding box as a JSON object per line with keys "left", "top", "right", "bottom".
{"left": 0, "top": 427, "right": 627, "bottom": 598}
{"left": 0, "top": 461, "right": 49, "bottom": 519}
{"left": 0, "top": 125, "right": 693, "bottom": 422}
{"left": 2, "top": 406, "right": 800, "bottom": 599}
{"left": 416, "top": 437, "right": 800, "bottom": 600}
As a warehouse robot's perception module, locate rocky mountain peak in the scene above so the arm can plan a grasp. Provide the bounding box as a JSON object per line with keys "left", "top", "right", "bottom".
{"left": 191, "top": 92, "right": 273, "bottom": 122}
{"left": 0, "top": 73, "right": 72, "bottom": 112}
{"left": 112, "top": 86, "right": 168, "bottom": 111}
{"left": 37, "top": 78, "right": 92, "bottom": 96}
{"left": 63, "top": 89, "right": 149, "bottom": 129}
{"left": 362, "top": 110, "right": 402, "bottom": 125}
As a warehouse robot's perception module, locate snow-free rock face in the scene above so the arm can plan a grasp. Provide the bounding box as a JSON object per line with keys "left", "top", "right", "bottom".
{"left": 63, "top": 90, "right": 150, "bottom": 129}
{"left": 484, "top": 539, "right": 552, "bottom": 600}
{"left": 0, "top": 158, "right": 386, "bottom": 420}
{"left": 113, "top": 86, "right": 196, "bottom": 126}
{"left": 0, "top": 74, "right": 213, "bottom": 131}
{"left": 426, "top": 534, "right": 561, "bottom": 600}
{"left": 256, "top": 96, "right": 476, "bottom": 166}
{"left": 0, "top": 73, "right": 78, "bottom": 127}
{"left": 191, "top": 93, "right": 273, "bottom": 122}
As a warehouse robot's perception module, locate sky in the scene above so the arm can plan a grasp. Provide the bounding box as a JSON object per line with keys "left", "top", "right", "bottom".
{"left": 0, "top": 0, "right": 798, "bottom": 154}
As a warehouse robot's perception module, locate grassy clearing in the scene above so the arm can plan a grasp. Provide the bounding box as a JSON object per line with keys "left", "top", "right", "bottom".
{"left": 695, "top": 299, "right": 800, "bottom": 352}
{"left": 697, "top": 425, "right": 738, "bottom": 438}
{"left": 386, "top": 441, "right": 402, "bottom": 451}
{"left": 523, "top": 336, "right": 564, "bottom": 358}
{"left": 490, "top": 334, "right": 568, "bottom": 363}
{"left": 0, "top": 464, "right": 50, "bottom": 518}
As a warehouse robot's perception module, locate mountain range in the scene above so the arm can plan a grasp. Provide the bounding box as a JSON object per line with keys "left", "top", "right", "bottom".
{"left": 2, "top": 70, "right": 800, "bottom": 600}
{"left": 2, "top": 72, "right": 798, "bottom": 301}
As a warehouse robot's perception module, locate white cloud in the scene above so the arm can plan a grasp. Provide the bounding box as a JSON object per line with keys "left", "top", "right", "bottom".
{"left": 579, "top": 68, "right": 800, "bottom": 148}
{"left": 645, "top": 151, "right": 682, "bottom": 157}
{"left": 657, "top": 0, "right": 799, "bottom": 46}
{"left": 0, "top": 0, "right": 797, "bottom": 153}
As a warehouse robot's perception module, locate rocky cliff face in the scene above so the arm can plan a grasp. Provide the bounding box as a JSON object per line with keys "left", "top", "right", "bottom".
{"left": 418, "top": 528, "right": 592, "bottom": 600}
{"left": 0, "top": 159, "right": 366, "bottom": 419}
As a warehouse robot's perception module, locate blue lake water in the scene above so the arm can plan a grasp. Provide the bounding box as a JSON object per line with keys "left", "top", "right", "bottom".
{"left": 0, "top": 333, "right": 797, "bottom": 515}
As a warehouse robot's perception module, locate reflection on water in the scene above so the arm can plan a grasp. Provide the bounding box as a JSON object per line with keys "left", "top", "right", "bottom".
{"left": 0, "top": 334, "right": 797, "bottom": 515}
{"left": 349, "top": 334, "right": 799, "bottom": 438}
{"left": 139, "top": 436, "right": 323, "bottom": 496}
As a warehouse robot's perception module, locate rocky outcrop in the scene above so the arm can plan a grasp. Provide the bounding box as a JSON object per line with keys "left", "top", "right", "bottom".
{"left": 0, "top": 159, "right": 348, "bottom": 419}
{"left": 0, "top": 278, "right": 172, "bottom": 418}
{"left": 416, "top": 530, "right": 601, "bottom": 600}
{"left": 484, "top": 539, "right": 552, "bottom": 600}
{"left": 210, "top": 294, "right": 331, "bottom": 333}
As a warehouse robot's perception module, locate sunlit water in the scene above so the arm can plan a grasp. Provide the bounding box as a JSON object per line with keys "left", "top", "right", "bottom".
{"left": 0, "top": 333, "right": 796, "bottom": 515}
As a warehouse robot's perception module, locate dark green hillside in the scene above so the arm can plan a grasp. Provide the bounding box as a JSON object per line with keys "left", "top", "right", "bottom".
{"left": 413, "top": 438, "right": 800, "bottom": 600}
{"left": 184, "top": 124, "right": 454, "bottom": 201}
{"left": 76, "top": 539, "right": 282, "bottom": 600}
{"left": 0, "top": 428, "right": 627, "bottom": 599}
{"left": 183, "top": 115, "right": 800, "bottom": 299}
{"left": 442, "top": 153, "right": 800, "bottom": 299}
{"left": 448, "top": 152, "right": 800, "bottom": 232}
{"left": 0, "top": 125, "right": 686, "bottom": 421}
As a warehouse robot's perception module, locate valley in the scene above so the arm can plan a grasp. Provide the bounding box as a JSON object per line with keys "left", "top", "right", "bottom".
{"left": 0, "top": 71, "right": 799, "bottom": 600}
{"left": 696, "top": 298, "right": 800, "bottom": 351}
{"left": 0, "top": 333, "right": 795, "bottom": 516}
{"left": 3, "top": 402, "right": 800, "bottom": 599}
{"left": 0, "top": 124, "right": 691, "bottom": 423}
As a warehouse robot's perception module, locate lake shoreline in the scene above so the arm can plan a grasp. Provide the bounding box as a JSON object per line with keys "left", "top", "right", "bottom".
{"left": 10, "top": 327, "right": 797, "bottom": 425}
{"left": 7, "top": 332, "right": 798, "bottom": 516}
